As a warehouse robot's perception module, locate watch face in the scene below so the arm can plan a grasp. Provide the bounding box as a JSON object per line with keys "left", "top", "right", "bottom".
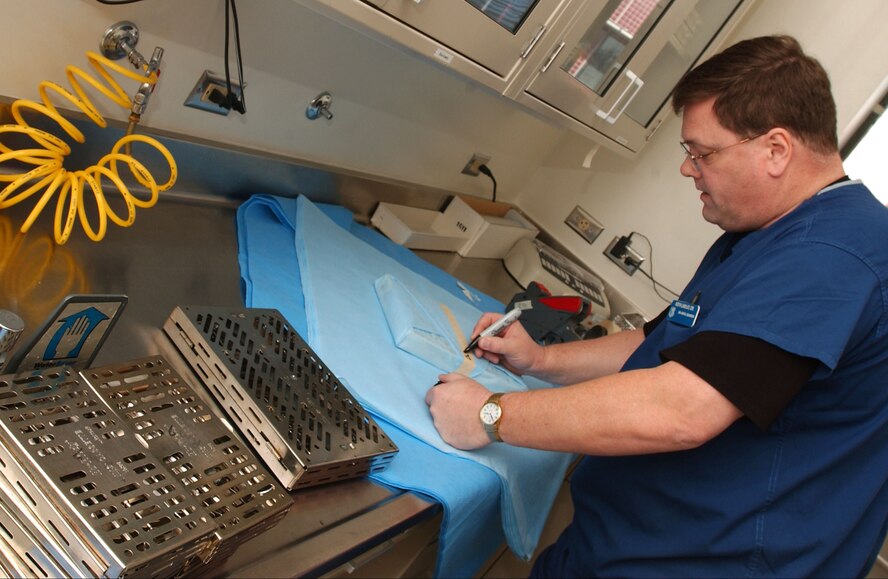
{"left": 480, "top": 402, "right": 502, "bottom": 425}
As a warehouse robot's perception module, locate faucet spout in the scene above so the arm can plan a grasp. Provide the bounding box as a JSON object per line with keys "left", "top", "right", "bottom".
{"left": 306, "top": 91, "right": 334, "bottom": 120}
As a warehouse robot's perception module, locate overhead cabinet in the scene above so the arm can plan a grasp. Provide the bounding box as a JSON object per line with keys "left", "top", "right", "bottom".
{"left": 516, "top": 0, "right": 748, "bottom": 153}
{"left": 298, "top": 0, "right": 577, "bottom": 90}
{"left": 357, "top": 0, "right": 573, "bottom": 79}
{"left": 296, "top": 0, "right": 755, "bottom": 156}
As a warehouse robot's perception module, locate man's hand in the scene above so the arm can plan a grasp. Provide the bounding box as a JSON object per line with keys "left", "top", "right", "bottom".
{"left": 425, "top": 373, "right": 494, "bottom": 450}
{"left": 468, "top": 314, "right": 545, "bottom": 376}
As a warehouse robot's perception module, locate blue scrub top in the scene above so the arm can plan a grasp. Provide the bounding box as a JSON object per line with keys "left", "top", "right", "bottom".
{"left": 539, "top": 181, "right": 888, "bottom": 577}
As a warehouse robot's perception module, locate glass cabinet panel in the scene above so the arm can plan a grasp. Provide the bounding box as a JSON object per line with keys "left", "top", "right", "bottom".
{"left": 524, "top": 0, "right": 745, "bottom": 152}
{"left": 465, "top": 0, "right": 540, "bottom": 34}
{"left": 623, "top": 0, "right": 743, "bottom": 126}
{"left": 560, "top": 0, "right": 671, "bottom": 97}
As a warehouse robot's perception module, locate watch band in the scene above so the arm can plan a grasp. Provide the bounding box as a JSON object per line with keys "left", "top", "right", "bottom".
{"left": 481, "top": 392, "right": 505, "bottom": 443}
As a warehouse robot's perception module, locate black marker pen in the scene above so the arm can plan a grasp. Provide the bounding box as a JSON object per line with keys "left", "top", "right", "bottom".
{"left": 464, "top": 307, "right": 522, "bottom": 354}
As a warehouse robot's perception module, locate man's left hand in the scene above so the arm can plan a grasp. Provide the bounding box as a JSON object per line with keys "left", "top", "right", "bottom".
{"left": 425, "top": 373, "right": 493, "bottom": 450}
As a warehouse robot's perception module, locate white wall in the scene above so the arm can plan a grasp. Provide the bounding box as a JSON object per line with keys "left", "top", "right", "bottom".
{"left": 3, "top": 0, "right": 886, "bottom": 317}
{"left": 518, "top": 0, "right": 888, "bottom": 316}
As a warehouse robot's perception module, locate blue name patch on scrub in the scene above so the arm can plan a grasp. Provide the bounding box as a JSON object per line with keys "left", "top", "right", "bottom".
{"left": 667, "top": 299, "right": 700, "bottom": 327}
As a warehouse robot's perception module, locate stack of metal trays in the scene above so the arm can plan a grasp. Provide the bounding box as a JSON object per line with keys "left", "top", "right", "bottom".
{"left": 0, "top": 366, "right": 217, "bottom": 577}
{"left": 0, "top": 356, "right": 292, "bottom": 578}
{"left": 0, "top": 492, "right": 72, "bottom": 578}
{"left": 164, "top": 306, "right": 399, "bottom": 490}
{"left": 84, "top": 356, "right": 293, "bottom": 571}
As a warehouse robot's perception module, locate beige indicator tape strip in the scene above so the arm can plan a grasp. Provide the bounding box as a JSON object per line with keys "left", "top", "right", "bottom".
{"left": 439, "top": 303, "right": 475, "bottom": 375}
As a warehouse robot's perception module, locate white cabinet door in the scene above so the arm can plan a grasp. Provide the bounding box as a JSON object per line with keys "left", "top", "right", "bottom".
{"left": 523, "top": 0, "right": 747, "bottom": 154}
{"left": 360, "top": 0, "right": 571, "bottom": 79}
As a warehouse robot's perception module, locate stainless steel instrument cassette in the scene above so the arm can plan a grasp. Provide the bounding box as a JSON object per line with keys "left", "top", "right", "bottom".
{"left": 164, "top": 306, "right": 398, "bottom": 490}
{"left": 0, "top": 355, "right": 293, "bottom": 578}
{"left": 0, "top": 366, "right": 218, "bottom": 578}
{"left": 84, "top": 355, "right": 293, "bottom": 570}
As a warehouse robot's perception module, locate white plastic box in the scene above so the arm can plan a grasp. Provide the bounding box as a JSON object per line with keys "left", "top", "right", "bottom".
{"left": 370, "top": 202, "right": 470, "bottom": 251}
{"left": 438, "top": 196, "right": 539, "bottom": 259}
{"left": 371, "top": 196, "right": 539, "bottom": 258}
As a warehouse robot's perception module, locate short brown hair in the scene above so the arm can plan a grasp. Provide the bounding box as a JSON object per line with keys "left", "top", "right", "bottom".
{"left": 672, "top": 35, "right": 838, "bottom": 154}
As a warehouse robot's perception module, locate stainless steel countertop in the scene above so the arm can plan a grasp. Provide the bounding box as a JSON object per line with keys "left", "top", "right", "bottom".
{"left": 414, "top": 250, "right": 524, "bottom": 305}
{"left": 0, "top": 195, "right": 521, "bottom": 577}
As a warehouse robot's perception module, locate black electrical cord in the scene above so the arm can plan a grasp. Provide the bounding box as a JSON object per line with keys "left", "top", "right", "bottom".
{"left": 97, "top": 0, "right": 245, "bottom": 113}
{"left": 224, "top": 0, "right": 247, "bottom": 114}
{"left": 627, "top": 231, "right": 680, "bottom": 303}
{"left": 478, "top": 164, "right": 497, "bottom": 203}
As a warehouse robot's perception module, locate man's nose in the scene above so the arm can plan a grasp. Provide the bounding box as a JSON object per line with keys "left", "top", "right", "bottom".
{"left": 680, "top": 155, "right": 701, "bottom": 177}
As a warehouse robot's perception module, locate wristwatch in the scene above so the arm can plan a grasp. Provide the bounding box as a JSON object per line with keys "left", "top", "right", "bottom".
{"left": 479, "top": 393, "right": 505, "bottom": 443}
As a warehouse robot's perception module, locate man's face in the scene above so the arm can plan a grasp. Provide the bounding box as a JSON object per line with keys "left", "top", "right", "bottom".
{"left": 679, "top": 98, "right": 773, "bottom": 232}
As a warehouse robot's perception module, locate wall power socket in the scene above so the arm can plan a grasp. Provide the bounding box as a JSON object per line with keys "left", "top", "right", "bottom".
{"left": 604, "top": 236, "right": 645, "bottom": 275}
{"left": 565, "top": 206, "right": 604, "bottom": 244}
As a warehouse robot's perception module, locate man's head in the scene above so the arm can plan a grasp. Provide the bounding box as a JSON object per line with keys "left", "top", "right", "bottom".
{"left": 672, "top": 35, "right": 838, "bottom": 155}
{"left": 672, "top": 36, "right": 844, "bottom": 232}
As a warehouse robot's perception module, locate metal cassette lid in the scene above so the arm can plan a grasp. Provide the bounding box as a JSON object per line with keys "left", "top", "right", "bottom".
{"left": 164, "top": 306, "right": 398, "bottom": 490}
{"left": 0, "top": 366, "right": 219, "bottom": 578}
{"left": 84, "top": 355, "right": 293, "bottom": 567}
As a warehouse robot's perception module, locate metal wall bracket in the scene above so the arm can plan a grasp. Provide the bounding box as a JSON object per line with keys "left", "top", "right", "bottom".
{"left": 100, "top": 20, "right": 140, "bottom": 60}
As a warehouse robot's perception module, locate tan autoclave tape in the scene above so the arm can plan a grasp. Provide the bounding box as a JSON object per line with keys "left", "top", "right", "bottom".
{"left": 439, "top": 303, "right": 475, "bottom": 375}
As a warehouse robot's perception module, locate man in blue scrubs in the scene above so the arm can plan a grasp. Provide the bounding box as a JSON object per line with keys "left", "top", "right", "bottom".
{"left": 426, "top": 35, "right": 888, "bottom": 577}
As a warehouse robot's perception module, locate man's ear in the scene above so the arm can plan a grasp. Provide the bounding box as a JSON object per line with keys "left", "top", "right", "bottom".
{"left": 765, "top": 128, "right": 792, "bottom": 177}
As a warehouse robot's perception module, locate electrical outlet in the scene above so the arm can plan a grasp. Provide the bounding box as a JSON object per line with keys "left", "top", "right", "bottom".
{"left": 461, "top": 153, "right": 490, "bottom": 176}
{"left": 565, "top": 206, "right": 604, "bottom": 244}
{"left": 184, "top": 70, "right": 245, "bottom": 116}
{"left": 604, "top": 235, "right": 645, "bottom": 275}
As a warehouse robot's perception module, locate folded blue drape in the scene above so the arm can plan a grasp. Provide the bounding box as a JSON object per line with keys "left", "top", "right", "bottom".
{"left": 237, "top": 195, "right": 572, "bottom": 577}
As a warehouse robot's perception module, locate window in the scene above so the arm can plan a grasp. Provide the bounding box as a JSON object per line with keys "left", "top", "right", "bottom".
{"left": 842, "top": 85, "right": 888, "bottom": 205}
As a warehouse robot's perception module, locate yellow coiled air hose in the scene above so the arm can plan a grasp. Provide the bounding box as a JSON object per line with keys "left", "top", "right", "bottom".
{"left": 0, "top": 50, "right": 177, "bottom": 244}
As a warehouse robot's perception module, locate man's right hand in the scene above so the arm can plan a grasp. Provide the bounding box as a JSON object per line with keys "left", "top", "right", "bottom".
{"left": 468, "top": 312, "right": 546, "bottom": 376}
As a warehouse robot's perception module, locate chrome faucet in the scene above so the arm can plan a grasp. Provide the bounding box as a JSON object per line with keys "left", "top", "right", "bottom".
{"left": 306, "top": 91, "right": 333, "bottom": 120}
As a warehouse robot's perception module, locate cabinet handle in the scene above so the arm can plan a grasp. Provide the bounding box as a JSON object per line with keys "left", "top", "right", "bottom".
{"left": 596, "top": 70, "right": 644, "bottom": 124}
{"left": 646, "top": 118, "right": 664, "bottom": 141}
{"left": 540, "top": 41, "right": 565, "bottom": 73}
{"left": 520, "top": 24, "right": 546, "bottom": 59}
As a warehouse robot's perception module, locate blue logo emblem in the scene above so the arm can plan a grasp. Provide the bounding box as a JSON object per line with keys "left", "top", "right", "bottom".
{"left": 43, "top": 307, "right": 109, "bottom": 361}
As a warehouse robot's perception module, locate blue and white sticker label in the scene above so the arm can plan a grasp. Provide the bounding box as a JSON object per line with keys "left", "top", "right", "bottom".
{"left": 43, "top": 307, "right": 109, "bottom": 362}
{"left": 667, "top": 300, "right": 700, "bottom": 328}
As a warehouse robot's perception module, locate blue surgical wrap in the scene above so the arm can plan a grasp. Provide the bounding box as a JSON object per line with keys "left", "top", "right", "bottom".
{"left": 237, "top": 194, "right": 573, "bottom": 577}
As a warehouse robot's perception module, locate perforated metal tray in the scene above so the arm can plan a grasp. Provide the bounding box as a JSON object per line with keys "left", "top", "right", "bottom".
{"left": 164, "top": 306, "right": 398, "bottom": 490}
{"left": 84, "top": 355, "right": 293, "bottom": 567}
{"left": 0, "top": 366, "right": 218, "bottom": 578}
{"left": 0, "top": 493, "right": 71, "bottom": 579}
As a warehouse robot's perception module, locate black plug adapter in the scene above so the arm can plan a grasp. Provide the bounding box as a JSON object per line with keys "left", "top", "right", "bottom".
{"left": 611, "top": 235, "right": 632, "bottom": 258}
{"left": 227, "top": 93, "right": 246, "bottom": 114}
{"left": 207, "top": 87, "right": 231, "bottom": 109}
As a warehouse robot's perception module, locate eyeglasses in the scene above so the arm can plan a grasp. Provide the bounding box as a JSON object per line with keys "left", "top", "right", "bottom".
{"left": 680, "top": 134, "right": 763, "bottom": 171}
